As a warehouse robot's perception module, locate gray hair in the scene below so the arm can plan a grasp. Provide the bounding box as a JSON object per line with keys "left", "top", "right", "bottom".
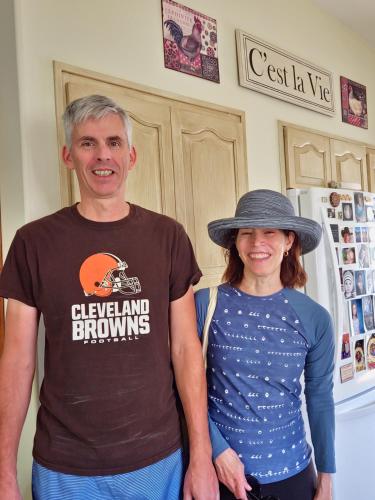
{"left": 63, "top": 95, "right": 132, "bottom": 149}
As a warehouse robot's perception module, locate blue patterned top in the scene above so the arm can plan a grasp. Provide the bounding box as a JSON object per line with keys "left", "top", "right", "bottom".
{"left": 195, "top": 284, "right": 335, "bottom": 484}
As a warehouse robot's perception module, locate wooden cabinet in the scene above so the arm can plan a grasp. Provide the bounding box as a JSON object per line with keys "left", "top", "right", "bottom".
{"left": 282, "top": 123, "right": 374, "bottom": 192}
{"left": 330, "top": 139, "right": 367, "bottom": 190}
{"left": 55, "top": 63, "right": 248, "bottom": 288}
{"left": 284, "top": 127, "right": 330, "bottom": 188}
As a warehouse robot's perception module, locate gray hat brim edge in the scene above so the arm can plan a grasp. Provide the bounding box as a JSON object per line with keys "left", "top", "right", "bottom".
{"left": 208, "top": 216, "right": 322, "bottom": 255}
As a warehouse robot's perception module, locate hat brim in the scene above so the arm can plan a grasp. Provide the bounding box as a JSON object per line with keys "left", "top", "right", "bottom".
{"left": 208, "top": 216, "right": 322, "bottom": 255}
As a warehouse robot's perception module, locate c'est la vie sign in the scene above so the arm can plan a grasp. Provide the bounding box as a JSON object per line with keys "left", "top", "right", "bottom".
{"left": 236, "top": 30, "right": 334, "bottom": 116}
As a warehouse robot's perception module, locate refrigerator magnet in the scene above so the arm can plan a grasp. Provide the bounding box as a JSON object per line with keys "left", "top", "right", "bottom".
{"left": 330, "top": 224, "right": 339, "bottom": 243}
{"left": 340, "top": 363, "right": 354, "bottom": 383}
{"left": 362, "top": 295, "right": 374, "bottom": 331}
{"left": 354, "top": 192, "right": 367, "bottom": 222}
{"left": 367, "top": 334, "right": 375, "bottom": 369}
{"left": 341, "top": 333, "right": 351, "bottom": 359}
{"left": 342, "top": 203, "right": 354, "bottom": 221}
{"left": 350, "top": 299, "right": 364, "bottom": 334}
{"left": 329, "top": 192, "right": 341, "bottom": 207}
{"left": 343, "top": 270, "right": 355, "bottom": 299}
{"left": 355, "top": 339, "right": 366, "bottom": 372}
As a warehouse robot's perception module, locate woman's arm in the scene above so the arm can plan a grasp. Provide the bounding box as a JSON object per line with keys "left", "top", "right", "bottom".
{"left": 304, "top": 310, "right": 335, "bottom": 499}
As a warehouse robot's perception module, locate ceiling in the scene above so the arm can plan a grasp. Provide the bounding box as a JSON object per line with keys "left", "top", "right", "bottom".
{"left": 312, "top": 0, "right": 375, "bottom": 49}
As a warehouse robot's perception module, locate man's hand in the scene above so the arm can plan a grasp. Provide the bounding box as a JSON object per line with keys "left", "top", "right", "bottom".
{"left": 183, "top": 454, "right": 219, "bottom": 500}
{"left": 170, "top": 288, "right": 219, "bottom": 499}
{"left": 313, "top": 472, "right": 332, "bottom": 500}
{"left": 214, "top": 448, "right": 251, "bottom": 500}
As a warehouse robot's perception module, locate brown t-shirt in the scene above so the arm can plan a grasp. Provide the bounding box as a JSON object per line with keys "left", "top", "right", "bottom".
{"left": 0, "top": 204, "right": 201, "bottom": 475}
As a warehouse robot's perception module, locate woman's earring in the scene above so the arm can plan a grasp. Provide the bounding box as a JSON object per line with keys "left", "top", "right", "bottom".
{"left": 284, "top": 250, "right": 289, "bottom": 257}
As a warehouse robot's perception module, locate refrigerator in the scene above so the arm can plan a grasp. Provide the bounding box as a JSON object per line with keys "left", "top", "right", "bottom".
{"left": 288, "top": 187, "right": 375, "bottom": 500}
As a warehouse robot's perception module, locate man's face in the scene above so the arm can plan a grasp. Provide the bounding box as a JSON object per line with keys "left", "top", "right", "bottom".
{"left": 62, "top": 113, "right": 136, "bottom": 202}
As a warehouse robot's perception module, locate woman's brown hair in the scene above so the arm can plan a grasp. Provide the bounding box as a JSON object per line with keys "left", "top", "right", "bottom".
{"left": 222, "top": 230, "right": 307, "bottom": 288}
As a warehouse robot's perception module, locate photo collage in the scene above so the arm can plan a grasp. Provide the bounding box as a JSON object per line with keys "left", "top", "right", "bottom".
{"left": 328, "top": 191, "right": 375, "bottom": 379}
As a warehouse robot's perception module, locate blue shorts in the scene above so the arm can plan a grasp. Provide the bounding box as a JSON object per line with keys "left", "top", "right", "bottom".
{"left": 32, "top": 448, "right": 184, "bottom": 500}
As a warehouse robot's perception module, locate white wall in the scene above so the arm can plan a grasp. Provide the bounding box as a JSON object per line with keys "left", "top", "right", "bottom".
{"left": 1, "top": 0, "right": 375, "bottom": 497}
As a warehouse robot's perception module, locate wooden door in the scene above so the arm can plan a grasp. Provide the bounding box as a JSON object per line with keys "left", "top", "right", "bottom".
{"left": 330, "top": 139, "right": 368, "bottom": 191}
{"left": 284, "top": 127, "right": 331, "bottom": 188}
{"left": 172, "top": 105, "right": 247, "bottom": 288}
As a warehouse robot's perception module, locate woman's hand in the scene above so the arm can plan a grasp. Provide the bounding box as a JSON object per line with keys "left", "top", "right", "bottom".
{"left": 313, "top": 472, "right": 332, "bottom": 500}
{"left": 214, "top": 448, "right": 251, "bottom": 500}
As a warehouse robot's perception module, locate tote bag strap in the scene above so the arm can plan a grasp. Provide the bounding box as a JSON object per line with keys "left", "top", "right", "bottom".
{"left": 201, "top": 286, "right": 218, "bottom": 367}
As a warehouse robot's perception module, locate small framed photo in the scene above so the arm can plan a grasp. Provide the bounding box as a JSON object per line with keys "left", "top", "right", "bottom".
{"left": 342, "top": 203, "right": 353, "bottom": 221}
{"left": 367, "top": 334, "right": 375, "bottom": 370}
{"left": 342, "top": 247, "right": 356, "bottom": 266}
{"left": 354, "top": 192, "right": 367, "bottom": 222}
{"left": 343, "top": 269, "right": 355, "bottom": 299}
{"left": 341, "top": 333, "right": 351, "bottom": 359}
{"left": 327, "top": 208, "right": 336, "bottom": 218}
{"left": 330, "top": 224, "right": 339, "bottom": 243}
{"left": 340, "top": 76, "right": 368, "bottom": 129}
{"left": 354, "top": 270, "right": 366, "bottom": 296}
{"left": 340, "top": 226, "right": 353, "bottom": 244}
{"left": 362, "top": 295, "right": 374, "bottom": 331}
{"left": 350, "top": 299, "right": 364, "bottom": 334}
{"left": 355, "top": 339, "right": 366, "bottom": 372}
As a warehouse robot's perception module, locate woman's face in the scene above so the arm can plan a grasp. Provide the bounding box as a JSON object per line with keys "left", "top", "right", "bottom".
{"left": 235, "top": 227, "right": 294, "bottom": 282}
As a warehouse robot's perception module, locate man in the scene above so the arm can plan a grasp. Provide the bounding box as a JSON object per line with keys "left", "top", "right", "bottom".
{"left": 0, "top": 95, "right": 218, "bottom": 499}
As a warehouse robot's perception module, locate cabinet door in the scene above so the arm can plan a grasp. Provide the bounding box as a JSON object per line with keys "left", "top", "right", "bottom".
{"left": 367, "top": 149, "right": 375, "bottom": 193}
{"left": 284, "top": 127, "right": 331, "bottom": 188}
{"left": 171, "top": 105, "right": 248, "bottom": 288}
{"left": 330, "top": 139, "right": 368, "bottom": 191}
{"left": 65, "top": 81, "right": 176, "bottom": 217}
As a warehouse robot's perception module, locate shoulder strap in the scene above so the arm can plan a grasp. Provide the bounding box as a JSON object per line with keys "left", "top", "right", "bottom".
{"left": 201, "top": 286, "right": 218, "bottom": 367}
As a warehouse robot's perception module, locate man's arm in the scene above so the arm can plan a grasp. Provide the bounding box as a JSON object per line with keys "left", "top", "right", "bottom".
{"left": 170, "top": 286, "right": 218, "bottom": 500}
{"left": 0, "top": 299, "right": 39, "bottom": 500}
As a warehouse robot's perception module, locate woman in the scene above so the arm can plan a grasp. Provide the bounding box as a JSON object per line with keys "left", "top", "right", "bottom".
{"left": 195, "top": 190, "right": 335, "bottom": 500}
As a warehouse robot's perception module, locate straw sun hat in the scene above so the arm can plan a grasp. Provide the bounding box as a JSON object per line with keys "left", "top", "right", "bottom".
{"left": 208, "top": 189, "right": 322, "bottom": 255}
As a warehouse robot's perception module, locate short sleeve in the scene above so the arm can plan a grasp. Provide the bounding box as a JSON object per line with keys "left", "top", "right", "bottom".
{"left": 169, "top": 224, "right": 202, "bottom": 301}
{"left": 0, "top": 230, "right": 37, "bottom": 307}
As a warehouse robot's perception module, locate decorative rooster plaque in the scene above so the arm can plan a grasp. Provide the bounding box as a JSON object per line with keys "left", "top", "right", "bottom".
{"left": 162, "top": 0, "right": 220, "bottom": 83}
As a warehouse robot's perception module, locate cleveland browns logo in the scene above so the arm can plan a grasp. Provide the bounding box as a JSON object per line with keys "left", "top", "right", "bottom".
{"left": 79, "top": 253, "right": 141, "bottom": 297}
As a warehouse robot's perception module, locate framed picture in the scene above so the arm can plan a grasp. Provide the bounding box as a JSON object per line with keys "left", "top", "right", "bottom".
{"left": 340, "top": 76, "right": 368, "bottom": 129}
{"left": 162, "top": 0, "right": 220, "bottom": 83}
